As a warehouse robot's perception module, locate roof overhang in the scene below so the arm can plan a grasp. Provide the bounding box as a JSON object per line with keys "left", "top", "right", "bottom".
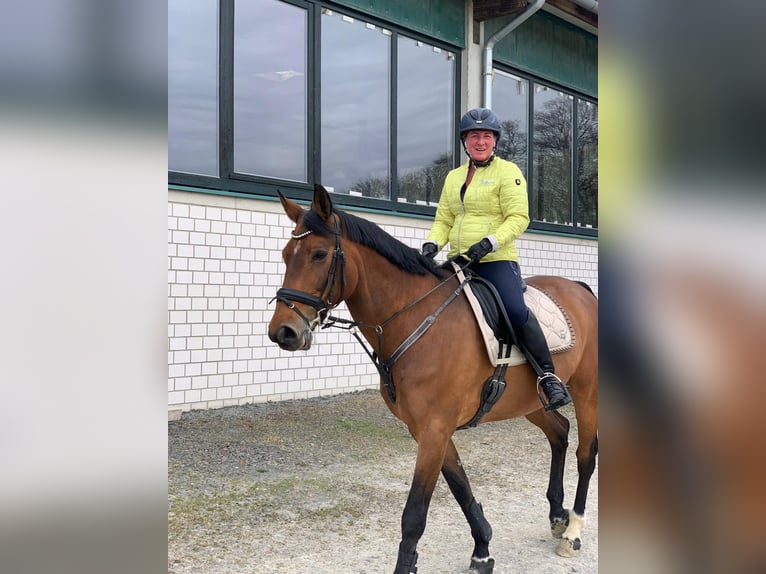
{"left": 473, "top": 0, "right": 598, "bottom": 36}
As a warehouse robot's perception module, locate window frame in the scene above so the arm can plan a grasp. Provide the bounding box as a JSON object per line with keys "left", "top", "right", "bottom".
{"left": 168, "top": 0, "right": 462, "bottom": 218}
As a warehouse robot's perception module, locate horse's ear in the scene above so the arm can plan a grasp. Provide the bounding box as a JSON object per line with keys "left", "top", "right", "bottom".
{"left": 312, "top": 183, "right": 333, "bottom": 222}
{"left": 277, "top": 190, "right": 304, "bottom": 223}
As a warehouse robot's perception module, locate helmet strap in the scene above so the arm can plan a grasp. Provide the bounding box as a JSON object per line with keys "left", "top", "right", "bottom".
{"left": 471, "top": 154, "right": 495, "bottom": 168}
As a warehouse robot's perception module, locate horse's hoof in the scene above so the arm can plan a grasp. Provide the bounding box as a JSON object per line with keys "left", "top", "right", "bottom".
{"left": 469, "top": 555, "right": 495, "bottom": 573}
{"left": 556, "top": 536, "right": 582, "bottom": 557}
{"left": 550, "top": 516, "right": 568, "bottom": 539}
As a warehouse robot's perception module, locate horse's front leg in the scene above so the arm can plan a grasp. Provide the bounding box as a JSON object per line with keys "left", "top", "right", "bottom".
{"left": 394, "top": 429, "right": 450, "bottom": 574}
{"left": 442, "top": 438, "right": 495, "bottom": 574}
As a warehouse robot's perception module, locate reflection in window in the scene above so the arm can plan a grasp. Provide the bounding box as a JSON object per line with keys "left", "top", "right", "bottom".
{"left": 321, "top": 10, "right": 390, "bottom": 198}
{"left": 576, "top": 99, "right": 598, "bottom": 229}
{"left": 396, "top": 38, "right": 455, "bottom": 206}
{"left": 532, "top": 85, "right": 572, "bottom": 225}
{"left": 234, "top": 0, "right": 307, "bottom": 182}
{"left": 168, "top": 0, "right": 218, "bottom": 176}
{"left": 491, "top": 71, "right": 528, "bottom": 176}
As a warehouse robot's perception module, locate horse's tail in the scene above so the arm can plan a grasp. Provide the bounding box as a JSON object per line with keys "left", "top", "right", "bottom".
{"left": 574, "top": 280, "right": 596, "bottom": 297}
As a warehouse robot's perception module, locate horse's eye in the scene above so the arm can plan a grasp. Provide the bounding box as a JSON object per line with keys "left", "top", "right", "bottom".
{"left": 312, "top": 250, "right": 328, "bottom": 262}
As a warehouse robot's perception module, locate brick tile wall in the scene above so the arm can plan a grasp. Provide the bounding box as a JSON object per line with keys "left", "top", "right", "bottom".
{"left": 168, "top": 191, "right": 597, "bottom": 412}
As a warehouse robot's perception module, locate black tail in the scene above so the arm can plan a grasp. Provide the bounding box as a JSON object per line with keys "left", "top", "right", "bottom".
{"left": 575, "top": 280, "right": 596, "bottom": 296}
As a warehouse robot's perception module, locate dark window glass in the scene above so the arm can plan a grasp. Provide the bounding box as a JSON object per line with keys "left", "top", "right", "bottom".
{"left": 168, "top": 1, "right": 460, "bottom": 216}
{"left": 321, "top": 9, "right": 390, "bottom": 198}
{"left": 168, "top": 0, "right": 218, "bottom": 176}
{"left": 532, "top": 85, "right": 572, "bottom": 225}
{"left": 396, "top": 37, "right": 455, "bottom": 206}
{"left": 234, "top": 0, "right": 307, "bottom": 182}
{"left": 576, "top": 99, "right": 598, "bottom": 229}
{"left": 491, "top": 70, "right": 529, "bottom": 177}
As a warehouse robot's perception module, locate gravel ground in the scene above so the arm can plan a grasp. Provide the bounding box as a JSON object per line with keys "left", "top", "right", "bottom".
{"left": 168, "top": 389, "right": 598, "bottom": 574}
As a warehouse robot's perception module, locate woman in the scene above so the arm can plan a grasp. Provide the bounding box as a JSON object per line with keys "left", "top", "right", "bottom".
{"left": 422, "top": 107, "right": 571, "bottom": 411}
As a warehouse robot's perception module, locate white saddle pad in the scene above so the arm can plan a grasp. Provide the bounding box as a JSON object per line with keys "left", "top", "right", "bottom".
{"left": 455, "top": 265, "right": 575, "bottom": 367}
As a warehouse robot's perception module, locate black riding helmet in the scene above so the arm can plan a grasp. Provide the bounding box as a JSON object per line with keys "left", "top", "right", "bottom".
{"left": 459, "top": 108, "right": 501, "bottom": 166}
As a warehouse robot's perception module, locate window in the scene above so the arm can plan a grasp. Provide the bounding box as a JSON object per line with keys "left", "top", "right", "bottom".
{"left": 168, "top": 0, "right": 218, "bottom": 176}
{"left": 576, "top": 99, "right": 598, "bottom": 229}
{"left": 396, "top": 37, "right": 456, "bottom": 206}
{"left": 533, "top": 85, "right": 573, "bottom": 226}
{"left": 234, "top": 0, "right": 308, "bottom": 182}
{"left": 168, "top": 0, "right": 459, "bottom": 215}
{"left": 492, "top": 70, "right": 529, "bottom": 177}
{"left": 320, "top": 10, "right": 390, "bottom": 197}
{"left": 493, "top": 69, "right": 597, "bottom": 235}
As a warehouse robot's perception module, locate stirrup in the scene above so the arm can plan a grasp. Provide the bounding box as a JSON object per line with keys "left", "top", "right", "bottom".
{"left": 536, "top": 373, "right": 571, "bottom": 412}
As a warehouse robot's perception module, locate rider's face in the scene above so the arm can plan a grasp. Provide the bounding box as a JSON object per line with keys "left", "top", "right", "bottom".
{"left": 463, "top": 130, "right": 496, "bottom": 163}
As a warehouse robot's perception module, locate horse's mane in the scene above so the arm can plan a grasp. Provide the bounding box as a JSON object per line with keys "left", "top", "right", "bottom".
{"left": 303, "top": 208, "right": 442, "bottom": 277}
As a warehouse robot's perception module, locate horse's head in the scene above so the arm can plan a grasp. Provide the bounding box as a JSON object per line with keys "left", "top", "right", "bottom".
{"left": 268, "top": 184, "right": 347, "bottom": 351}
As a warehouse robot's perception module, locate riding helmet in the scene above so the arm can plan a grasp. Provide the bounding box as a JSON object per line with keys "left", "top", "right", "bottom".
{"left": 459, "top": 108, "right": 502, "bottom": 141}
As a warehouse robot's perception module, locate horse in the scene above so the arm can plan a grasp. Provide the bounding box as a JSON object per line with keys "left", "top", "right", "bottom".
{"left": 267, "top": 184, "right": 598, "bottom": 574}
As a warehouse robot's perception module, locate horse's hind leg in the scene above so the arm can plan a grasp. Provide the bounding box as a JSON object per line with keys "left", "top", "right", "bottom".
{"left": 442, "top": 438, "right": 495, "bottom": 574}
{"left": 557, "top": 399, "right": 598, "bottom": 558}
{"left": 525, "top": 409, "right": 571, "bottom": 539}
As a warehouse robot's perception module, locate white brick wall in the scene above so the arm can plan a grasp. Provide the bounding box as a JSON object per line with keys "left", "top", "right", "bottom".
{"left": 168, "top": 189, "right": 598, "bottom": 413}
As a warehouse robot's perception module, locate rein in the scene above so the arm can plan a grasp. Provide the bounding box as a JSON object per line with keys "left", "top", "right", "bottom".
{"left": 322, "top": 258, "right": 473, "bottom": 403}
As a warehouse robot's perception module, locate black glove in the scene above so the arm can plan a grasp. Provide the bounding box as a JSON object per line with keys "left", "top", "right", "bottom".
{"left": 465, "top": 238, "right": 493, "bottom": 263}
{"left": 421, "top": 242, "right": 438, "bottom": 259}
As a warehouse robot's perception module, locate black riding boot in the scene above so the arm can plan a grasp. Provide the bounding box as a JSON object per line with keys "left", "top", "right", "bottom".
{"left": 515, "top": 312, "right": 572, "bottom": 411}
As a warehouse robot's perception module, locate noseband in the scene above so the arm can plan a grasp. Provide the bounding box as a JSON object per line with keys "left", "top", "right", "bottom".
{"left": 272, "top": 215, "right": 346, "bottom": 332}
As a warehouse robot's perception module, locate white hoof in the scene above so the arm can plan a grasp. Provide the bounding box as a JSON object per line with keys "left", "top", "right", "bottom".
{"left": 555, "top": 510, "right": 585, "bottom": 557}
{"left": 556, "top": 536, "right": 582, "bottom": 557}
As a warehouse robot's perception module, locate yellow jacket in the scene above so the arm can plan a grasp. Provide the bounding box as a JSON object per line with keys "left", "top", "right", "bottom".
{"left": 426, "top": 157, "right": 530, "bottom": 262}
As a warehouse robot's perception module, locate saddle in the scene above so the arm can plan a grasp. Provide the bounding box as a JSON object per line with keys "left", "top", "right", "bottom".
{"left": 448, "top": 261, "right": 575, "bottom": 429}
{"left": 449, "top": 262, "right": 574, "bottom": 367}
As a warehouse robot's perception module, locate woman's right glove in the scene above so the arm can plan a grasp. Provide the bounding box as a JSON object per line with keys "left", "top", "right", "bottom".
{"left": 421, "top": 241, "right": 438, "bottom": 258}
{"left": 465, "top": 237, "right": 494, "bottom": 263}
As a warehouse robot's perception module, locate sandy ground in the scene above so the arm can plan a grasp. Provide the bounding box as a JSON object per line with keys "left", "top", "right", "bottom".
{"left": 168, "top": 389, "right": 597, "bottom": 574}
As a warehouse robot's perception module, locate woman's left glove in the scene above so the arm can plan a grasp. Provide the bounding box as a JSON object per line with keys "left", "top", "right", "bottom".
{"left": 465, "top": 238, "right": 494, "bottom": 263}
{"left": 421, "top": 242, "right": 439, "bottom": 258}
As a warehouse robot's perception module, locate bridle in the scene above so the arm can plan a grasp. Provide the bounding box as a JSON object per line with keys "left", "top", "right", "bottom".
{"left": 271, "top": 215, "right": 346, "bottom": 333}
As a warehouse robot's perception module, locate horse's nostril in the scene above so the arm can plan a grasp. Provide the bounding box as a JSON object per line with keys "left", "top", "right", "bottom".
{"left": 277, "top": 325, "right": 298, "bottom": 345}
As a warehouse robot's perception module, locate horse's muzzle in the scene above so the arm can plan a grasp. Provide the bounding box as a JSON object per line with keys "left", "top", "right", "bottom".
{"left": 269, "top": 323, "right": 313, "bottom": 351}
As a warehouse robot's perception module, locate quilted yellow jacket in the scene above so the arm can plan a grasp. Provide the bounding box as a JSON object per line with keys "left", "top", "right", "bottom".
{"left": 426, "top": 157, "right": 530, "bottom": 262}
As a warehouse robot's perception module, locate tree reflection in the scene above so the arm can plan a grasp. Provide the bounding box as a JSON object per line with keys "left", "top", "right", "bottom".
{"left": 347, "top": 152, "right": 452, "bottom": 204}
{"left": 576, "top": 100, "right": 598, "bottom": 228}
{"left": 534, "top": 97, "right": 572, "bottom": 224}
{"left": 496, "top": 119, "right": 528, "bottom": 173}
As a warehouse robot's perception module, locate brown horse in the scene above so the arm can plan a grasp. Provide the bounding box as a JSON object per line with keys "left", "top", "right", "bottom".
{"left": 268, "top": 184, "right": 598, "bottom": 574}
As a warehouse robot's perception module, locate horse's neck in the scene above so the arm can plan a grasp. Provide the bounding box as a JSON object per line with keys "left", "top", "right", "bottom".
{"left": 344, "top": 254, "right": 438, "bottom": 329}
